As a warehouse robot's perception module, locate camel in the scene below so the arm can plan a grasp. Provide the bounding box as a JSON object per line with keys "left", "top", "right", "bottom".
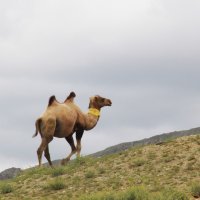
{"left": 33, "top": 92, "right": 112, "bottom": 167}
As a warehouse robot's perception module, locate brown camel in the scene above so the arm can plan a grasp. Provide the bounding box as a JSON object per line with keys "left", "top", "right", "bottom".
{"left": 33, "top": 92, "right": 112, "bottom": 167}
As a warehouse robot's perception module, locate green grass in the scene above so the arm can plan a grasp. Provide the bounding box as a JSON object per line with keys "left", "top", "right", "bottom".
{"left": 147, "top": 151, "right": 157, "bottom": 160}
{"left": 98, "top": 167, "right": 106, "bottom": 175}
{"left": 132, "top": 158, "right": 146, "bottom": 167}
{"left": 162, "top": 188, "right": 189, "bottom": 200}
{"left": 80, "top": 186, "right": 188, "bottom": 200}
{"left": 45, "top": 178, "right": 65, "bottom": 191}
{"left": 51, "top": 167, "right": 65, "bottom": 177}
{"left": 122, "top": 186, "right": 149, "bottom": 200}
{"left": 191, "top": 183, "right": 200, "bottom": 198}
{"left": 85, "top": 170, "right": 96, "bottom": 178}
{"left": 0, "top": 183, "right": 13, "bottom": 194}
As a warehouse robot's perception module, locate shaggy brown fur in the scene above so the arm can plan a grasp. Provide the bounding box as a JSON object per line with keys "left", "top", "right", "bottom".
{"left": 33, "top": 92, "right": 112, "bottom": 167}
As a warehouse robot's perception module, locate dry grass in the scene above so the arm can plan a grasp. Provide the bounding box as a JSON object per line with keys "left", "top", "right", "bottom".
{"left": 1, "top": 135, "right": 200, "bottom": 199}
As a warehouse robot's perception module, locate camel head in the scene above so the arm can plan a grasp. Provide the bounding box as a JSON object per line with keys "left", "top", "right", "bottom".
{"left": 89, "top": 95, "right": 112, "bottom": 110}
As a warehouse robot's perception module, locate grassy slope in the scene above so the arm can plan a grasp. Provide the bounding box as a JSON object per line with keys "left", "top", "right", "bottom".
{"left": 1, "top": 135, "right": 200, "bottom": 199}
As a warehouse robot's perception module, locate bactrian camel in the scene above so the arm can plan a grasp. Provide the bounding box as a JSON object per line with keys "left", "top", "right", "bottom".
{"left": 33, "top": 92, "right": 112, "bottom": 167}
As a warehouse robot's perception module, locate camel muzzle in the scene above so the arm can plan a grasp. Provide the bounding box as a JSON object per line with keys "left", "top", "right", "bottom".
{"left": 106, "top": 99, "right": 112, "bottom": 106}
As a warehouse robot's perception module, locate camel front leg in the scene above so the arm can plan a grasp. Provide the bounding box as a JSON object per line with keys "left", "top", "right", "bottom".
{"left": 76, "top": 130, "right": 84, "bottom": 158}
{"left": 61, "top": 135, "right": 77, "bottom": 165}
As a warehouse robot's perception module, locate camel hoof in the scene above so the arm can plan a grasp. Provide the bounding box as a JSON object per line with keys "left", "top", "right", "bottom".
{"left": 61, "top": 160, "right": 65, "bottom": 165}
{"left": 61, "top": 158, "right": 69, "bottom": 166}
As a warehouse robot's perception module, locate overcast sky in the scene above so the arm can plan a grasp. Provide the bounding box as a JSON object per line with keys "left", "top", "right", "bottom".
{"left": 1, "top": 0, "right": 200, "bottom": 171}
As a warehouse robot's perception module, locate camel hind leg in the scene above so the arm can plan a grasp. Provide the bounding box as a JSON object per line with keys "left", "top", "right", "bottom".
{"left": 37, "top": 138, "right": 49, "bottom": 167}
{"left": 36, "top": 118, "right": 55, "bottom": 167}
{"left": 44, "top": 144, "right": 53, "bottom": 167}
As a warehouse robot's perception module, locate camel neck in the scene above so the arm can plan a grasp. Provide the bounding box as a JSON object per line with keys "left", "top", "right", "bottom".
{"left": 85, "top": 108, "right": 100, "bottom": 130}
{"left": 88, "top": 108, "right": 100, "bottom": 117}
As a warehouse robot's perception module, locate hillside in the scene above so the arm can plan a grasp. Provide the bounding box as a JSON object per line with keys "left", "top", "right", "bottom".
{"left": 1, "top": 135, "right": 200, "bottom": 199}
{"left": 33, "top": 126, "right": 200, "bottom": 167}
{"left": 1, "top": 126, "right": 199, "bottom": 179}
{"left": 90, "top": 127, "right": 200, "bottom": 157}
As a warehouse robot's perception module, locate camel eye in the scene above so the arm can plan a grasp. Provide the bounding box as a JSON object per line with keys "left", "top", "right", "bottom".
{"left": 101, "top": 98, "right": 105, "bottom": 102}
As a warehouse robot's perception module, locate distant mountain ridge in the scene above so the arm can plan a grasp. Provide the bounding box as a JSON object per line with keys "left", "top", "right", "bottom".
{"left": 89, "top": 127, "right": 200, "bottom": 158}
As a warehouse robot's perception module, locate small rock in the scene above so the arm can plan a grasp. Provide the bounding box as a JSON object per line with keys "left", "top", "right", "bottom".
{"left": 0, "top": 167, "right": 22, "bottom": 180}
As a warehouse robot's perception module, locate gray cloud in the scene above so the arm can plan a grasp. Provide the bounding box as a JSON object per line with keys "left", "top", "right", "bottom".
{"left": 0, "top": 0, "right": 200, "bottom": 171}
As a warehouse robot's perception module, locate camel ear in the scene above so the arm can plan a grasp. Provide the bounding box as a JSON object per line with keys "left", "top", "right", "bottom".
{"left": 88, "top": 97, "right": 93, "bottom": 108}
{"left": 89, "top": 96, "right": 96, "bottom": 108}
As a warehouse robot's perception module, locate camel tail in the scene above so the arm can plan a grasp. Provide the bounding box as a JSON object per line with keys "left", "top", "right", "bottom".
{"left": 32, "top": 118, "right": 42, "bottom": 138}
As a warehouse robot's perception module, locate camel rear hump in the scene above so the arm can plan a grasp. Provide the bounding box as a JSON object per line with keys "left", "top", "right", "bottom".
{"left": 48, "top": 95, "right": 60, "bottom": 107}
